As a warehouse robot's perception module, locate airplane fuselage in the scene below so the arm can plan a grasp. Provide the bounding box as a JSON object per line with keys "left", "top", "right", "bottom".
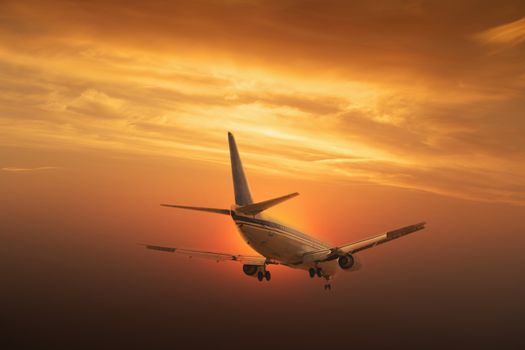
{"left": 231, "top": 209, "right": 339, "bottom": 276}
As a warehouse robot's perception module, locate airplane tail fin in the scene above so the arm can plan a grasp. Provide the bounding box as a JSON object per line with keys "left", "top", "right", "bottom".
{"left": 236, "top": 192, "right": 299, "bottom": 216}
{"left": 228, "top": 132, "right": 253, "bottom": 206}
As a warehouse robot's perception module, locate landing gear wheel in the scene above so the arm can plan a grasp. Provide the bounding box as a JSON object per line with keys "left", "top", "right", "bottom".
{"left": 309, "top": 268, "right": 316, "bottom": 278}
{"left": 324, "top": 284, "right": 331, "bottom": 291}
{"left": 257, "top": 271, "right": 264, "bottom": 281}
{"left": 265, "top": 271, "right": 271, "bottom": 281}
{"left": 316, "top": 268, "right": 322, "bottom": 278}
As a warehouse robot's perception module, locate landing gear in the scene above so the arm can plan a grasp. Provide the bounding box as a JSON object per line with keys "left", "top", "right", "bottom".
{"left": 257, "top": 271, "right": 264, "bottom": 281}
{"left": 323, "top": 276, "right": 333, "bottom": 291}
{"left": 257, "top": 269, "right": 271, "bottom": 282}
{"left": 308, "top": 266, "right": 333, "bottom": 290}
{"left": 308, "top": 267, "right": 324, "bottom": 278}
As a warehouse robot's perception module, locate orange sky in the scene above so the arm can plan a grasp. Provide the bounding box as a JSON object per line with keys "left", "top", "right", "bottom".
{"left": 1, "top": 1, "right": 525, "bottom": 348}
{"left": 1, "top": 0, "right": 524, "bottom": 205}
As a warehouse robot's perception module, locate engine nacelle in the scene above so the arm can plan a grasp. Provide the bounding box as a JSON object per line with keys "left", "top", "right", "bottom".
{"left": 338, "top": 254, "right": 355, "bottom": 270}
{"left": 242, "top": 264, "right": 258, "bottom": 276}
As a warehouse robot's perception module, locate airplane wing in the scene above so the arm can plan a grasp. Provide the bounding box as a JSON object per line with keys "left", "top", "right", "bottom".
{"left": 141, "top": 244, "right": 273, "bottom": 265}
{"left": 334, "top": 221, "right": 426, "bottom": 255}
{"left": 302, "top": 222, "right": 426, "bottom": 263}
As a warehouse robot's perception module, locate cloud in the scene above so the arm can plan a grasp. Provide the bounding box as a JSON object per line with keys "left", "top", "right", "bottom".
{"left": 1, "top": 0, "right": 522, "bottom": 83}
{"left": 316, "top": 159, "right": 525, "bottom": 206}
{"left": 475, "top": 16, "right": 525, "bottom": 46}
{"left": 66, "top": 89, "right": 127, "bottom": 119}
{"left": 0, "top": 0, "right": 524, "bottom": 205}
{"left": 2, "top": 166, "right": 60, "bottom": 172}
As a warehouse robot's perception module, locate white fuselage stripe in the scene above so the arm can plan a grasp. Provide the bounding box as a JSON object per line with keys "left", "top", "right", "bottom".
{"left": 236, "top": 220, "right": 328, "bottom": 250}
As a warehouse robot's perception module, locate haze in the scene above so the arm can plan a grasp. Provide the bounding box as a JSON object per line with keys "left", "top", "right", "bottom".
{"left": 1, "top": 1, "right": 524, "bottom": 348}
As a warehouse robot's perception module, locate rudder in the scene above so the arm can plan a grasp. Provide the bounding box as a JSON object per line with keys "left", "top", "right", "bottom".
{"left": 228, "top": 132, "right": 253, "bottom": 205}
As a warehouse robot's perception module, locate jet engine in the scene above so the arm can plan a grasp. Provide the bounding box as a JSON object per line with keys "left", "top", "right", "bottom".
{"left": 338, "top": 254, "right": 355, "bottom": 270}
{"left": 242, "top": 264, "right": 258, "bottom": 276}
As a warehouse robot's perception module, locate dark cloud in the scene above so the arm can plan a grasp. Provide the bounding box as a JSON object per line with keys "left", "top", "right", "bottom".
{"left": 2, "top": 0, "right": 524, "bottom": 84}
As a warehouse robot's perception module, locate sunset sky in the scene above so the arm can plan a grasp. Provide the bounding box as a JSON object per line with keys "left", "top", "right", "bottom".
{"left": 2, "top": 1, "right": 524, "bottom": 348}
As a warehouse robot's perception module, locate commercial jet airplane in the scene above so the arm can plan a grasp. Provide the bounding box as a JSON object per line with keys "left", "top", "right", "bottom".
{"left": 143, "top": 132, "right": 426, "bottom": 290}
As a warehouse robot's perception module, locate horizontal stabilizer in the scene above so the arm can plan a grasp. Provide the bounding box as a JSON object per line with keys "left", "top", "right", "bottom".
{"left": 236, "top": 192, "right": 299, "bottom": 215}
{"left": 160, "top": 204, "right": 230, "bottom": 215}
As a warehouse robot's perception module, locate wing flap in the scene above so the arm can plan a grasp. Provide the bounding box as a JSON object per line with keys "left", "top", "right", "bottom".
{"left": 141, "top": 244, "right": 269, "bottom": 265}
{"left": 301, "top": 221, "right": 426, "bottom": 263}
{"left": 336, "top": 221, "right": 426, "bottom": 255}
{"left": 145, "top": 245, "right": 176, "bottom": 252}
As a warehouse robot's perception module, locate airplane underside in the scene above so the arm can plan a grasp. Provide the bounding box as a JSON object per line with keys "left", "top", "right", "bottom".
{"left": 236, "top": 222, "right": 339, "bottom": 289}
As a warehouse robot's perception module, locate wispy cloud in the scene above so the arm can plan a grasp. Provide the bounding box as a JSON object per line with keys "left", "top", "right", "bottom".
{"left": 475, "top": 16, "right": 525, "bottom": 46}
{"left": 1, "top": 166, "right": 61, "bottom": 172}
{"left": 0, "top": 0, "right": 524, "bottom": 205}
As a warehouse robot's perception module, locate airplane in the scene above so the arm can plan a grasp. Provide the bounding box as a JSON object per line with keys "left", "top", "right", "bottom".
{"left": 143, "top": 132, "right": 426, "bottom": 290}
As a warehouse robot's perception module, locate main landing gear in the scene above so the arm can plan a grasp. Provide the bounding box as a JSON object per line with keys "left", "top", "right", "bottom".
{"left": 257, "top": 270, "right": 271, "bottom": 282}
{"left": 243, "top": 264, "right": 271, "bottom": 282}
{"left": 308, "top": 267, "right": 333, "bottom": 291}
{"left": 308, "top": 267, "right": 323, "bottom": 278}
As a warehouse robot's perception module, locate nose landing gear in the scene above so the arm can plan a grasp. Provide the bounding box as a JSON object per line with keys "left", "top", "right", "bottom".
{"left": 323, "top": 276, "right": 333, "bottom": 291}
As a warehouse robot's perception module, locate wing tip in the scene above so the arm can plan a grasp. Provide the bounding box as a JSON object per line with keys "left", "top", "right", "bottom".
{"left": 144, "top": 244, "right": 177, "bottom": 253}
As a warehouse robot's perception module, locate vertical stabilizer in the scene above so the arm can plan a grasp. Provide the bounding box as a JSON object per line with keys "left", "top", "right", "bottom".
{"left": 228, "top": 132, "right": 253, "bottom": 205}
